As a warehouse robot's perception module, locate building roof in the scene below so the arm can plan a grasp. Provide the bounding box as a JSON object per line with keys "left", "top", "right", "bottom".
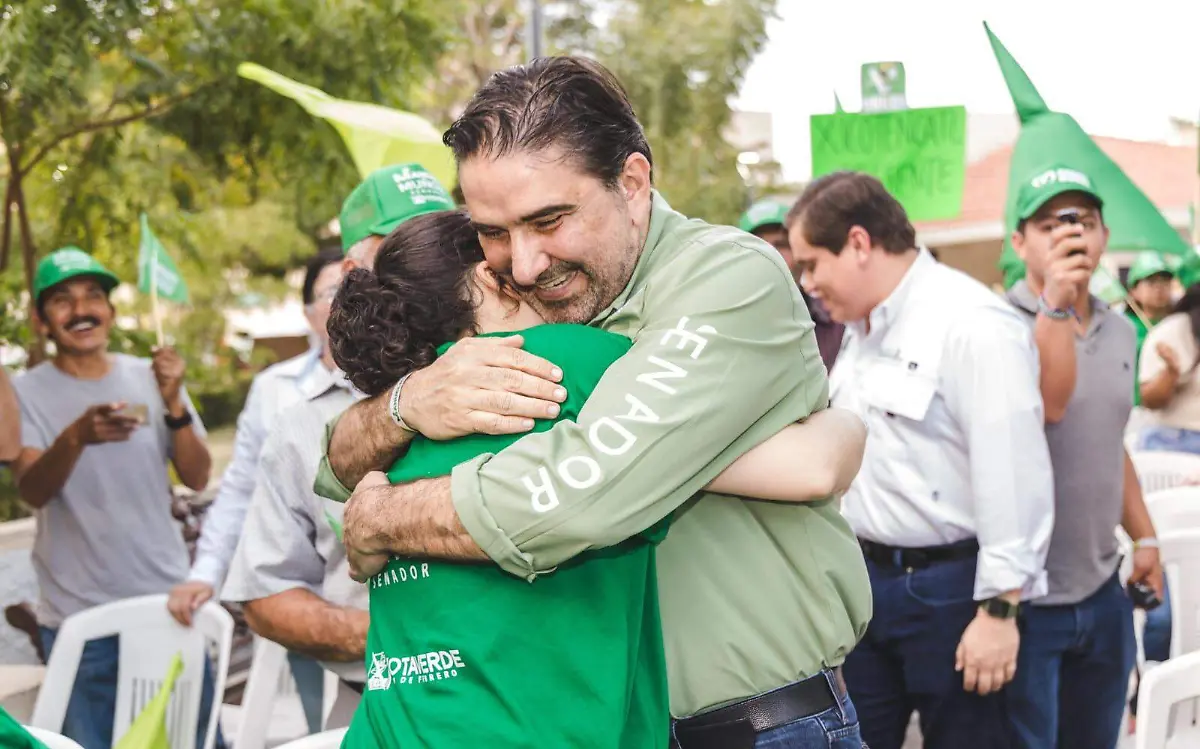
{"left": 916, "top": 136, "right": 1198, "bottom": 236}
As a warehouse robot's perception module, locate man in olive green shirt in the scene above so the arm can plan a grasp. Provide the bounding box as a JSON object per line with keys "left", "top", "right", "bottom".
{"left": 320, "top": 56, "right": 871, "bottom": 747}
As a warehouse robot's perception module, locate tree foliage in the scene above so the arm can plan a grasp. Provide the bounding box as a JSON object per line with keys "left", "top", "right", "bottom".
{"left": 596, "top": 0, "right": 777, "bottom": 226}
{"left": 0, "top": 0, "right": 777, "bottom": 368}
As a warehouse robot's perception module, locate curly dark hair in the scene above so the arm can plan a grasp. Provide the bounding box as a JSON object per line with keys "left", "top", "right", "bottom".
{"left": 327, "top": 210, "right": 485, "bottom": 397}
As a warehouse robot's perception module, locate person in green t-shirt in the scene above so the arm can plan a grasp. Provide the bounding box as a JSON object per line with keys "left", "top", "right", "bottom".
{"left": 326, "top": 210, "right": 868, "bottom": 749}
{"left": 1124, "top": 253, "right": 1176, "bottom": 406}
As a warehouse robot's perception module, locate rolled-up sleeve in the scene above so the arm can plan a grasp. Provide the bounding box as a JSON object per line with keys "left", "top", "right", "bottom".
{"left": 452, "top": 245, "right": 824, "bottom": 580}
{"left": 944, "top": 307, "right": 1054, "bottom": 600}
{"left": 222, "top": 430, "right": 327, "bottom": 602}
{"left": 313, "top": 414, "right": 353, "bottom": 503}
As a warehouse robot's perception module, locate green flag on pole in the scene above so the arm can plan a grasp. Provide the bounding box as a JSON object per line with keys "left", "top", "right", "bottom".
{"left": 238, "top": 63, "right": 456, "bottom": 187}
{"left": 137, "top": 213, "right": 188, "bottom": 304}
{"left": 985, "top": 22, "right": 1191, "bottom": 288}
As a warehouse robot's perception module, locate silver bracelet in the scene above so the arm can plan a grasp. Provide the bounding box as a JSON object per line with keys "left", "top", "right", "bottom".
{"left": 1133, "top": 537, "right": 1160, "bottom": 551}
{"left": 388, "top": 372, "right": 417, "bottom": 434}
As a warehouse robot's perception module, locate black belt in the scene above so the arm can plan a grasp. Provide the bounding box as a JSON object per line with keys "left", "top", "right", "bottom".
{"left": 670, "top": 668, "right": 845, "bottom": 749}
{"left": 342, "top": 679, "right": 365, "bottom": 695}
{"left": 859, "top": 537, "right": 979, "bottom": 569}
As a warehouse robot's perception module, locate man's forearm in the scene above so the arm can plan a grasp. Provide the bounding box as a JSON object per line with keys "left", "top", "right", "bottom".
{"left": 242, "top": 589, "right": 369, "bottom": 663}
{"left": 1121, "top": 450, "right": 1156, "bottom": 540}
{"left": 15, "top": 430, "right": 85, "bottom": 510}
{"left": 1034, "top": 316, "right": 1077, "bottom": 423}
{"left": 0, "top": 369, "right": 19, "bottom": 463}
{"left": 347, "top": 477, "right": 488, "bottom": 562}
{"left": 328, "top": 393, "right": 416, "bottom": 489}
{"left": 170, "top": 423, "right": 211, "bottom": 491}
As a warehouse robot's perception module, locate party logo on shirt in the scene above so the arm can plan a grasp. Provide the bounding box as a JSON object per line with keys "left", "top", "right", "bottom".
{"left": 366, "top": 648, "right": 467, "bottom": 691}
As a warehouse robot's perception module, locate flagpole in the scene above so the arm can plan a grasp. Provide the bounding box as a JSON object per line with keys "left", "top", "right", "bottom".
{"left": 151, "top": 252, "right": 164, "bottom": 347}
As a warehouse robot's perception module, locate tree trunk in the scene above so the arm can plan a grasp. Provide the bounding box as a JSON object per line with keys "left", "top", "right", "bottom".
{"left": 11, "top": 171, "right": 46, "bottom": 364}
{"left": 0, "top": 177, "right": 12, "bottom": 272}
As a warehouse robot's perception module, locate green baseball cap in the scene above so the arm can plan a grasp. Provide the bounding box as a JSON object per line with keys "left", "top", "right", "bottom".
{"left": 1126, "top": 252, "right": 1175, "bottom": 287}
{"left": 738, "top": 199, "right": 791, "bottom": 235}
{"left": 339, "top": 163, "right": 456, "bottom": 252}
{"left": 33, "top": 246, "right": 120, "bottom": 302}
{"left": 1016, "top": 165, "right": 1105, "bottom": 221}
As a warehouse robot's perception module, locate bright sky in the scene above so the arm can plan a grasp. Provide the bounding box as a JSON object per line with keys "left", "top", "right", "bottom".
{"left": 736, "top": 0, "right": 1200, "bottom": 182}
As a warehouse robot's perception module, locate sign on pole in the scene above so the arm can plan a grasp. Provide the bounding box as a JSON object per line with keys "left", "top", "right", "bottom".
{"left": 810, "top": 105, "right": 967, "bottom": 222}
{"left": 861, "top": 62, "right": 907, "bottom": 113}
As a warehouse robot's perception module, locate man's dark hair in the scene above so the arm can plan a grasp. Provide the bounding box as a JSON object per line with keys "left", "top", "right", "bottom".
{"left": 302, "top": 248, "right": 345, "bottom": 305}
{"left": 328, "top": 210, "right": 497, "bottom": 397}
{"left": 787, "top": 171, "right": 916, "bottom": 254}
{"left": 443, "top": 56, "right": 653, "bottom": 187}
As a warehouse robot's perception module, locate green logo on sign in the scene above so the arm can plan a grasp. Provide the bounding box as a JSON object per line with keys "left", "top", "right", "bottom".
{"left": 861, "top": 62, "right": 907, "bottom": 113}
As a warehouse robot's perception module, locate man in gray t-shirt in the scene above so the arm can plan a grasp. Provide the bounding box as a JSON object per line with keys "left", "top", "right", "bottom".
{"left": 1002, "top": 167, "right": 1163, "bottom": 749}
{"left": 11, "top": 247, "right": 215, "bottom": 749}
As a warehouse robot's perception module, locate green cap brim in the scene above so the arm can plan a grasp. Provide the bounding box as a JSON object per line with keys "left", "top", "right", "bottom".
{"left": 1018, "top": 185, "right": 1104, "bottom": 222}
{"left": 35, "top": 270, "right": 120, "bottom": 303}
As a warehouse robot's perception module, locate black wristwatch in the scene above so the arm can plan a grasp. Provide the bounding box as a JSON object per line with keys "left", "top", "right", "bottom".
{"left": 164, "top": 410, "right": 194, "bottom": 431}
{"left": 980, "top": 597, "right": 1020, "bottom": 620}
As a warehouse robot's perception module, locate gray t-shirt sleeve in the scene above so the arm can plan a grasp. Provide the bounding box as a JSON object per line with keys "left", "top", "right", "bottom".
{"left": 15, "top": 374, "right": 53, "bottom": 451}
{"left": 221, "top": 429, "right": 327, "bottom": 602}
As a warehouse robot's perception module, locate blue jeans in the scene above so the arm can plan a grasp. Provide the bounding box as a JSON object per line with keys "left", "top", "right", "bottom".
{"left": 844, "top": 554, "right": 1016, "bottom": 749}
{"left": 753, "top": 689, "right": 864, "bottom": 748}
{"left": 1142, "top": 584, "right": 1172, "bottom": 662}
{"left": 1138, "top": 425, "right": 1200, "bottom": 453}
{"left": 1008, "top": 573, "right": 1136, "bottom": 749}
{"left": 39, "top": 627, "right": 226, "bottom": 749}
{"left": 286, "top": 650, "right": 326, "bottom": 733}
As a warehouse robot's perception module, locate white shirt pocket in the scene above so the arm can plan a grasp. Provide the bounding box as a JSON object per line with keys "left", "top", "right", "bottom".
{"left": 861, "top": 358, "right": 938, "bottom": 422}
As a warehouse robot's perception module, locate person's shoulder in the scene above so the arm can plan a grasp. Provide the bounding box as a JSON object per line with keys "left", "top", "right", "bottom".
{"left": 520, "top": 324, "right": 631, "bottom": 352}
{"left": 1093, "top": 303, "right": 1136, "bottom": 343}
{"left": 254, "top": 349, "right": 317, "bottom": 384}
{"left": 659, "top": 215, "right": 794, "bottom": 289}
{"left": 518, "top": 325, "right": 632, "bottom": 371}
{"left": 12, "top": 361, "right": 55, "bottom": 394}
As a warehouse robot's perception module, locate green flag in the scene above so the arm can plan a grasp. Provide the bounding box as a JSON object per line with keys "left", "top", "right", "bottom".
{"left": 137, "top": 214, "right": 189, "bottom": 304}
{"left": 238, "top": 63, "right": 456, "bottom": 187}
{"left": 985, "top": 22, "right": 1191, "bottom": 287}
{"left": 113, "top": 653, "right": 183, "bottom": 749}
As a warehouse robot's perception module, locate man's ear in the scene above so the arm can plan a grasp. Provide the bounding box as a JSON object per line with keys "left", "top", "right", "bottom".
{"left": 845, "top": 226, "right": 872, "bottom": 265}
{"left": 618, "top": 153, "right": 652, "bottom": 204}
{"left": 1011, "top": 230, "right": 1027, "bottom": 262}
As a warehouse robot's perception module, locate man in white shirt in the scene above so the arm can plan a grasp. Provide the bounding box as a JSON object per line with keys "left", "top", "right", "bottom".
{"left": 168, "top": 246, "right": 347, "bottom": 730}
{"left": 788, "top": 171, "right": 1055, "bottom": 749}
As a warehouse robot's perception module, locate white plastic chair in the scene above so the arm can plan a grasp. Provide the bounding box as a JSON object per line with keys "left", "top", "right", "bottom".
{"left": 23, "top": 726, "right": 85, "bottom": 749}
{"left": 273, "top": 727, "right": 348, "bottom": 749}
{"left": 1160, "top": 530, "right": 1200, "bottom": 660}
{"left": 1135, "top": 650, "right": 1200, "bottom": 749}
{"left": 229, "top": 635, "right": 347, "bottom": 748}
{"left": 1131, "top": 451, "right": 1200, "bottom": 494}
{"left": 1146, "top": 486, "right": 1200, "bottom": 532}
{"left": 30, "top": 594, "right": 233, "bottom": 749}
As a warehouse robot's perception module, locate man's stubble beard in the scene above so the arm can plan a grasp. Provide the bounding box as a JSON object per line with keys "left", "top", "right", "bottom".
{"left": 525, "top": 241, "right": 640, "bottom": 325}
